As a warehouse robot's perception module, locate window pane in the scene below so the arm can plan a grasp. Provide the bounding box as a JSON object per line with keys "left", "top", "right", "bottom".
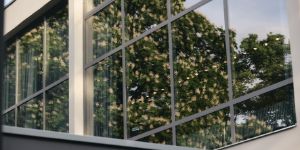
{"left": 176, "top": 108, "right": 231, "bottom": 149}
{"left": 229, "top": 0, "right": 292, "bottom": 98}
{"left": 3, "top": 110, "right": 15, "bottom": 126}
{"left": 19, "top": 24, "right": 44, "bottom": 100}
{"left": 17, "top": 95, "right": 43, "bottom": 129}
{"left": 173, "top": 0, "right": 227, "bottom": 120}
{"left": 86, "top": 1, "right": 122, "bottom": 63}
{"left": 125, "top": 0, "right": 167, "bottom": 40}
{"left": 1, "top": 42, "right": 16, "bottom": 109}
{"left": 46, "top": 6, "right": 68, "bottom": 85}
{"left": 138, "top": 129, "right": 172, "bottom": 145}
{"left": 92, "top": 52, "right": 123, "bottom": 138}
{"left": 45, "top": 80, "right": 69, "bottom": 132}
{"left": 86, "top": 0, "right": 106, "bottom": 12}
{"left": 172, "top": 0, "right": 203, "bottom": 15}
{"left": 235, "top": 84, "right": 296, "bottom": 141}
{"left": 126, "top": 27, "right": 171, "bottom": 137}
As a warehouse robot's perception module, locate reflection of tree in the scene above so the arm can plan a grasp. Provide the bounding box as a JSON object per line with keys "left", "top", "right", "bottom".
{"left": 17, "top": 96, "right": 43, "bottom": 129}
{"left": 46, "top": 81, "right": 69, "bottom": 132}
{"left": 126, "top": 27, "right": 171, "bottom": 137}
{"left": 177, "top": 109, "right": 231, "bottom": 149}
{"left": 46, "top": 6, "right": 68, "bottom": 85}
{"left": 91, "top": 0, "right": 294, "bottom": 147}
{"left": 1, "top": 42, "right": 16, "bottom": 110}
{"left": 19, "top": 24, "right": 44, "bottom": 100}
{"left": 93, "top": 52, "right": 123, "bottom": 138}
{"left": 90, "top": 1, "right": 121, "bottom": 60}
{"left": 233, "top": 33, "right": 292, "bottom": 96}
{"left": 125, "top": 0, "right": 167, "bottom": 40}
{"left": 173, "top": 6, "right": 228, "bottom": 120}
{"left": 2, "top": 5, "right": 69, "bottom": 131}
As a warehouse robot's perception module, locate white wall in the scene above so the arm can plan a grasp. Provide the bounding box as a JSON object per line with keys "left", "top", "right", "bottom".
{"left": 4, "top": 0, "right": 51, "bottom": 34}
{"left": 225, "top": 0, "right": 300, "bottom": 149}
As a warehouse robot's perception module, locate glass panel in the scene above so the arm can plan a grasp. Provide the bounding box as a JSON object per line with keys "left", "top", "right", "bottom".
{"left": 173, "top": 0, "right": 203, "bottom": 15}
{"left": 45, "top": 80, "right": 69, "bottom": 132}
{"left": 177, "top": 108, "right": 231, "bottom": 149}
{"left": 235, "top": 84, "right": 296, "bottom": 141}
{"left": 124, "top": 0, "right": 167, "bottom": 40}
{"left": 126, "top": 27, "right": 171, "bottom": 137}
{"left": 229, "top": 0, "right": 292, "bottom": 97}
{"left": 173, "top": 0, "right": 227, "bottom": 120}
{"left": 86, "top": 0, "right": 106, "bottom": 12}
{"left": 17, "top": 95, "right": 43, "bottom": 129}
{"left": 92, "top": 52, "right": 123, "bottom": 138}
{"left": 18, "top": 23, "right": 44, "bottom": 100}
{"left": 86, "top": 1, "right": 122, "bottom": 63}
{"left": 46, "top": 6, "right": 68, "bottom": 85}
{"left": 1, "top": 42, "right": 16, "bottom": 109}
{"left": 3, "top": 110, "right": 15, "bottom": 126}
{"left": 138, "top": 129, "right": 172, "bottom": 145}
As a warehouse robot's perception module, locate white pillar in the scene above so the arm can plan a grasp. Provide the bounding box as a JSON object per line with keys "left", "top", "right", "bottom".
{"left": 69, "top": 0, "right": 84, "bottom": 135}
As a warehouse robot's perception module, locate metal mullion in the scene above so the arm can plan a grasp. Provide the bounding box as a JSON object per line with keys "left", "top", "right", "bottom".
{"left": 167, "top": 0, "right": 176, "bottom": 146}
{"left": 42, "top": 18, "right": 48, "bottom": 130}
{"left": 2, "top": 105, "right": 16, "bottom": 115}
{"left": 84, "top": 0, "right": 115, "bottom": 20}
{"left": 121, "top": 0, "right": 127, "bottom": 140}
{"left": 223, "top": 0, "right": 236, "bottom": 143}
{"left": 129, "top": 78, "right": 293, "bottom": 141}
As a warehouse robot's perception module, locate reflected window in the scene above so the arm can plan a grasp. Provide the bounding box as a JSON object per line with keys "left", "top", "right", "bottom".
{"left": 235, "top": 84, "right": 296, "bottom": 141}
{"left": 173, "top": 0, "right": 228, "bottom": 119}
{"left": 125, "top": 0, "right": 167, "bottom": 40}
{"left": 229, "top": 0, "right": 292, "bottom": 97}
{"left": 18, "top": 23, "right": 44, "bottom": 100}
{"left": 86, "top": 1, "right": 122, "bottom": 63}
{"left": 3, "top": 110, "right": 15, "bottom": 126}
{"left": 46, "top": 6, "right": 69, "bottom": 85}
{"left": 1, "top": 42, "right": 16, "bottom": 110}
{"left": 126, "top": 27, "right": 171, "bottom": 137}
{"left": 45, "top": 80, "right": 69, "bottom": 132}
{"left": 138, "top": 129, "right": 172, "bottom": 145}
{"left": 17, "top": 95, "right": 43, "bottom": 129}
{"left": 177, "top": 108, "right": 231, "bottom": 149}
{"left": 90, "top": 52, "right": 123, "bottom": 138}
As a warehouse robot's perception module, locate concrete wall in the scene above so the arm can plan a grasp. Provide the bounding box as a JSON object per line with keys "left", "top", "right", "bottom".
{"left": 4, "top": 0, "right": 51, "bottom": 35}
{"left": 2, "top": 133, "right": 142, "bottom": 150}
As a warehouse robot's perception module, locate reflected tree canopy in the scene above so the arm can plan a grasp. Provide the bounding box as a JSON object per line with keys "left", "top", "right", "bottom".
{"left": 87, "top": 0, "right": 295, "bottom": 147}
